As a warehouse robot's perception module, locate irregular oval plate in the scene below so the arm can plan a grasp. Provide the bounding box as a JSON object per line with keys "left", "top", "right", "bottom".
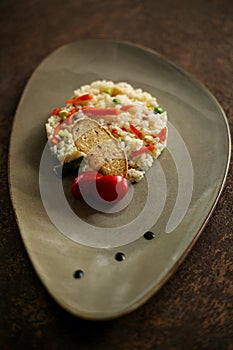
{"left": 9, "top": 40, "right": 231, "bottom": 320}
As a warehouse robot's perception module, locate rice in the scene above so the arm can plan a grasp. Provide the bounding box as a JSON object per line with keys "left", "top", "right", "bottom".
{"left": 45, "top": 80, "right": 168, "bottom": 182}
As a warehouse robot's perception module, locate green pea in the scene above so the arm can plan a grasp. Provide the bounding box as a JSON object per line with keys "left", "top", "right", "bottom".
{"left": 113, "top": 98, "right": 121, "bottom": 104}
{"left": 154, "top": 106, "right": 164, "bottom": 114}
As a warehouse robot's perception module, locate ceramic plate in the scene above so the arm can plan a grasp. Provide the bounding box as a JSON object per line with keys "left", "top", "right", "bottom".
{"left": 9, "top": 40, "right": 231, "bottom": 320}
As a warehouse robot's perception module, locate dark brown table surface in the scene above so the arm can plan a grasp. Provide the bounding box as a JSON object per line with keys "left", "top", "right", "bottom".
{"left": 0, "top": 0, "right": 232, "bottom": 349}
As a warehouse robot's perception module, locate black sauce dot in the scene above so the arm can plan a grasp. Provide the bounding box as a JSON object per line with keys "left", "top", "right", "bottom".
{"left": 73, "top": 270, "right": 84, "bottom": 279}
{"left": 115, "top": 252, "right": 126, "bottom": 261}
{"left": 144, "top": 231, "right": 155, "bottom": 240}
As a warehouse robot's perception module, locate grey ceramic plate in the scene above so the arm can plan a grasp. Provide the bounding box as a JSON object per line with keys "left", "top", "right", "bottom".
{"left": 9, "top": 40, "right": 231, "bottom": 320}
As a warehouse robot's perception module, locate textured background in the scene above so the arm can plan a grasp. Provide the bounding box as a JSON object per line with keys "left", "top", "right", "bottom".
{"left": 0, "top": 0, "right": 232, "bottom": 349}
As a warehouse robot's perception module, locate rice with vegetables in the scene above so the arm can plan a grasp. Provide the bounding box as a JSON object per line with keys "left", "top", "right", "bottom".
{"left": 45, "top": 80, "right": 167, "bottom": 182}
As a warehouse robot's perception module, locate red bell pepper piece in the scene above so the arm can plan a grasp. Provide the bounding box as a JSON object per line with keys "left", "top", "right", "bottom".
{"left": 52, "top": 107, "right": 61, "bottom": 116}
{"left": 155, "top": 127, "right": 167, "bottom": 142}
{"left": 51, "top": 124, "right": 61, "bottom": 144}
{"left": 82, "top": 107, "right": 120, "bottom": 116}
{"left": 130, "top": 124, "right": 142, "bottom": 139}
{"left": 111, "top": 129, "right": 119, "bottom": 137}
{"left": 65, "top": 107, "right": 77, "bottom": 125}
{"left": 121, "top": 105, "right": 134, "bottom": 112}
{"left": 53, "top": 124, "right": 61, "bottom": 135}
{"left": 66, "top": 93, "right": 94, "bottom": 104}
{"left": 131, "top": 145, "right": 155, "bottom": 158}
{"left": 51, "top": 137, "right": 58, "bottom": 145}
